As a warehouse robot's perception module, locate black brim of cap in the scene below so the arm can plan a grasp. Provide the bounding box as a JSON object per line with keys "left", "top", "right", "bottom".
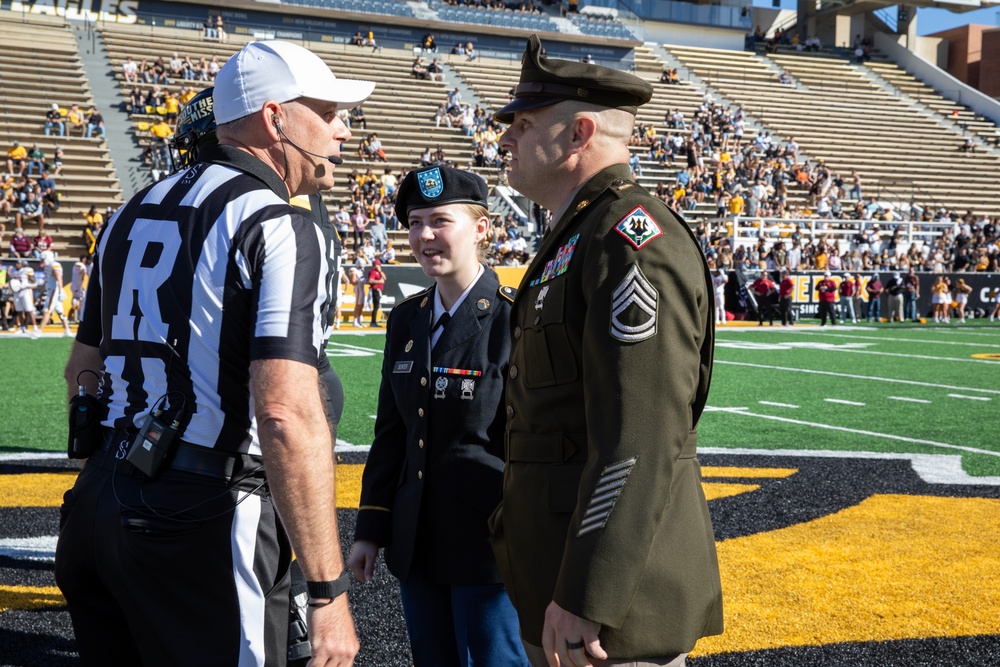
{"left": 493, "top": 96, "right": 562, "bottom": 124}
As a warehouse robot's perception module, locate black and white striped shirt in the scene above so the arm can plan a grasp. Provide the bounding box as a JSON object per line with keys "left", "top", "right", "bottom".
{"left": 78, "top": 146, "right": 329, "bottom": 455}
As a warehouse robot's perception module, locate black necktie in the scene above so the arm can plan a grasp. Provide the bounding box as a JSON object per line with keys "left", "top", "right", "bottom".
{"left": 432, "top": 312, "right": 451, "bottom": 333}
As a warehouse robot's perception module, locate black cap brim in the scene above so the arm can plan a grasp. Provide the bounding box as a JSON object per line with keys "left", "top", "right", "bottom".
{"left": 494, "top": 96, "right": 561, "bottom": 124}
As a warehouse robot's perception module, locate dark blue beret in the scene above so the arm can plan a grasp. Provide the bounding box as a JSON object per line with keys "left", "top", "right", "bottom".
{"left": 395, "top": 166, "right": 488, "bottom": 228}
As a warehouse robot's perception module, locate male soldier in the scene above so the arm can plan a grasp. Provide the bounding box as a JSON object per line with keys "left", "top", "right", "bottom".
{"left": 491, "top": 35, "right": 722, "bottom": 667}
{"left": 57, "top": 41, "right": 373, "bottom": 666}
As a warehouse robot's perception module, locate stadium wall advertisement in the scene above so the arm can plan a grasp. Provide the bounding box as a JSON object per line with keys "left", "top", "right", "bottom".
{"left": 2, "top": 0, "right": 635, "bottom": 65}
{"left": 377, "top": 267, "right": 1000, "bottom": 321}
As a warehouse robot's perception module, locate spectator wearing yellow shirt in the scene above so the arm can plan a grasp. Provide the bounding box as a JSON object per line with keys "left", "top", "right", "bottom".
{"left": 729, "top": 191, "right": 745, "bottom": 217}
{"left": 67, "top": 104, "right": 86, "bottom": 137}
{"left": 164, "top": 90, "right": 181, "bottom": 124}
{"left": 814, "top": 244, "right": 829, "bottom": 270}
{"left": 178, "top": 86, "right": 197, "bottom": 105}
{"left": 6, "top": 141, "right": 27, "bottom": 176}
{"left": 150, "top": 118, "right": 173, "bottom": 141}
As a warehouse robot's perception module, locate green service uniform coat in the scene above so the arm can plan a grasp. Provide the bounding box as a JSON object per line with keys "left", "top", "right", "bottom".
{"left": 490, "top": 163, "right": 723, "bottom": 658}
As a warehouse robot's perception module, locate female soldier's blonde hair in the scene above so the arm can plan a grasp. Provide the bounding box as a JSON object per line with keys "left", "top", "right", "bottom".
{"left": 458, "top": 203, "right": 494, "bottom": 263}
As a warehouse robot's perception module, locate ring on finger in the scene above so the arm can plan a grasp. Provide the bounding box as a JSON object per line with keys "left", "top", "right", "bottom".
{"left": 566, "top": 640, "right": 585, "bottom": 650}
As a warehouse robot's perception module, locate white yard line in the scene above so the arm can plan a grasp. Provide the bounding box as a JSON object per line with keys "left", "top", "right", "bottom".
{"left": 707, "top": 406, "right": 1000, "bottom": 459}
{"left": 698, "top": 447, "right": 1000, "bottom": 486}
{"left": 759, "top": 401, "right": 799, "bottom": 409}
{"left": 887, "top": 396, "right": 932, "bottom": 404}
{"left": 801, "top": 346, "right": 1000, "bottom": 365}
{"left": 789, "top": 330, "right": 1000, "bottom": 348}
{"left": 824, "top": 398, "right": 865, "bottom": 406}
{"left": 715, "top": 360, "right": 1000, "bottom": 395}
{"left": 948, "top": 394, "right": 992, "bottom": 402}
{"left": 325, "top": 341, "right": 385, "bottom": 354}
{"left": 0, "top": 536, "right": 58, "bottom": 562}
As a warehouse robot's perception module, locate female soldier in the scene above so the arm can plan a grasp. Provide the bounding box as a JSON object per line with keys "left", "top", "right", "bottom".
{"left": 349, "top": 166, "right": 527, "bottom": 666}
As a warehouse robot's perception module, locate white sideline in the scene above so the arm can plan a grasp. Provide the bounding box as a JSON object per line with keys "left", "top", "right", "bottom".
{"left": 715, "top": 360, "right": 1000, "bottom": 394}
{"left": 699, "top": 446, "right": 1000, "bottom": 486}
{"left": 705, "top": 406, "right": 1000, "bottom": 461}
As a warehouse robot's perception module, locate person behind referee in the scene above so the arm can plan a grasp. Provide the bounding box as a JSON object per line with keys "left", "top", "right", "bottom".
{"left": 57, "top": 41, "right": 374, "bottom": 666}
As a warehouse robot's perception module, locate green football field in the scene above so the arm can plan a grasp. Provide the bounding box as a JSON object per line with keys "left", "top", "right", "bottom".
{"left": 3, "top": 322, "right": 999, "bottom": 477}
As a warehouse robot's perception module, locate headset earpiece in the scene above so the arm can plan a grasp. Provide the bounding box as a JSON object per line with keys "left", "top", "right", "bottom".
{"left": 272, "top": 115, "right": 280, "bottom": 127}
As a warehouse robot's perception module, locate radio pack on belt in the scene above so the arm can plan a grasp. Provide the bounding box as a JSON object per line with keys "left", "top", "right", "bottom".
{"left": 126, "top": 394, "right": 186, "bottom": 478}
{"left": 68, "top": 371, "right": 102, "bottom": 459}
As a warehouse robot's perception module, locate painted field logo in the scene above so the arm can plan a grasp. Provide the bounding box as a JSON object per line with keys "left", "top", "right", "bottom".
{"left": 972, "top": 353, "right": 1000, "bottom": 360}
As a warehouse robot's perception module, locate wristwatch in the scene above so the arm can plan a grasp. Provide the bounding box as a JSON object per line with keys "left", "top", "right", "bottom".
{"left": 306, "top": 570, "right": 352, "bottom": 606}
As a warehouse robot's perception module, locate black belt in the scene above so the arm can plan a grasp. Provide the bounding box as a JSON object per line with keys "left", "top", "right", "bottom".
{"left": 99, "top": 427, "right": 240, "bottom": 481}
{"left": 506, "top": 431, "right": 698, "bottom": 463}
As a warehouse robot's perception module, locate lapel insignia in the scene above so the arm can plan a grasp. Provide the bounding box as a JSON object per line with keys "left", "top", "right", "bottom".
{"left": 420, "top": 296, "right": 428, "bottom": 308}
{"left": 434, "top": 376, "right": 448, "bottom": 399}
{"left": 460, "top": 379, "right": 476, "bottom": 400}
{"left": 393, "top": 361, "right": 413, "bottom": 373}
{"left": 614, "top": 206, "right": 662, "bottom": 251}
{"left": 477, "top": 298, "right": 490, "bottom": 311}
{"left": 575, "top": 199, "right": 589, "bottom": 211}
{"left": 535, "top": 285, "right": 550, "bottom": 311}
{"left": 529, "top": 233, "right": 580, "bottom": 286}
{"left": 417, "top": 167, "right": 444, "bottom": 198}
{"left": 610, "top": 264, "right": 658, "bottom": 343}
{"left": 405, "top": 340, "right": 413, "bottom": 352}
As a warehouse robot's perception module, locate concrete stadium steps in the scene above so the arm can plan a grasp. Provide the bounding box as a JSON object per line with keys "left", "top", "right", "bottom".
{"left": 863, "top": 58, "right": 1000, "bottom": 145}
{"left": 665, "top": 43, "right": 1000, "bottom": 216}
{"left": 0, "top": 15, "right": 124, "bottom": 251}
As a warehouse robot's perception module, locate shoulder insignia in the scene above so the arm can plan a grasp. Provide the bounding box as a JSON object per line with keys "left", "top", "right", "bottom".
{"left": 614, "top": 206, "right": 662, "bottom": 251}
{"left": 615, "top": 182, "right": 634, "bottom": 191}
{"left": 610, "top": 264, "right": 657, "bottom": 343}
{"left": 498, "top": 285, "right": 516, "bottom": 303}
{"left": 393, "top": 284, "right": 433, "bottom": 309}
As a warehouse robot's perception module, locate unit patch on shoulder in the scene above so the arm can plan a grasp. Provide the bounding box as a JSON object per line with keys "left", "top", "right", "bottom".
{"left": 614, "top": 206, "right": 662, "bottom": 250}
{"left": 610, "top": 264, "right": 658, "bottom": 343}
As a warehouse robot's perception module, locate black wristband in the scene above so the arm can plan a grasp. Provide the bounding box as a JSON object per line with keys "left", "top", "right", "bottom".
{"left": 306, "top": 570, "right": 352, "bottom": 603}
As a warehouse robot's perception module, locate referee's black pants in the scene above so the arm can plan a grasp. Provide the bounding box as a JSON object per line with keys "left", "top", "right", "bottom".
{"left": 55, "top": 443, "right": 291, "bottom": 667}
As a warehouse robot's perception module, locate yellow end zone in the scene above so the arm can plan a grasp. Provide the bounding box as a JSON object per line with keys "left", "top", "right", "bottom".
{"left": 692, "top": 493, "right": 1000, "bottom": 655}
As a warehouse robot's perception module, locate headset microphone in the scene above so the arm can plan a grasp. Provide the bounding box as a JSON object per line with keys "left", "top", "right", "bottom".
{"left": 273, "top": 117, "right": 344, "bottom": 165}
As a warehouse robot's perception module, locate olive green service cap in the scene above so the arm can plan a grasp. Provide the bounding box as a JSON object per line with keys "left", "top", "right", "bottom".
{"left": 494, "top": 34, "right": 653, "bottom": 124}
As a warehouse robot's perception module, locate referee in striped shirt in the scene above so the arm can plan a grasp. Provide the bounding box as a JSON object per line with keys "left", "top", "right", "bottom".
{"left": 57, "top": 41, "right": 374, "bottom": 667}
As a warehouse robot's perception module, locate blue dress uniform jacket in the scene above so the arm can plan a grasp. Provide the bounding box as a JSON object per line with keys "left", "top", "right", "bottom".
{"left": 490, "top": 164, "right": 724, "bottom": 658}
{"left": 356, "top": 269, "right": 515, "bottom": 585}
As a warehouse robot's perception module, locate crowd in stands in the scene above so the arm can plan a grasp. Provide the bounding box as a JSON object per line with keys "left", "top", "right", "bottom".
{"left": 437, "top": 0, "right": 543, "bottom": 12}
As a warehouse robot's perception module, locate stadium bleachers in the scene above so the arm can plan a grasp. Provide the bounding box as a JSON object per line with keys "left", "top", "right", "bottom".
{"left": 6, "top": 9, "right": 1000, "bottom": 261}
{"left": 0, "top": 15, "right": 124, "bottom": 251}
{"left": 667, "top": 43, "right": 1000, "bottom": 215}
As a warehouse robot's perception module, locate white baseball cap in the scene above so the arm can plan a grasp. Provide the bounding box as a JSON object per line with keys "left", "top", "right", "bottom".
{"left": 213, "top": 41, "right": 375, "bottom": 124}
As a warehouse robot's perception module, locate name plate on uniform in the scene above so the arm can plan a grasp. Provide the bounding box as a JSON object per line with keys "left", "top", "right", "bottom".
{"left": 393, "top": 361, "right": 414, "bottom": 373}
